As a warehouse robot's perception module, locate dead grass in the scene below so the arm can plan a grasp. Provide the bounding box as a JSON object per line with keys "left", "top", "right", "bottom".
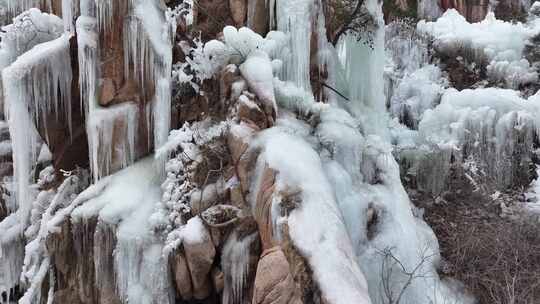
{"left": 411, "top": 183, "right": 540, "bottom": 304}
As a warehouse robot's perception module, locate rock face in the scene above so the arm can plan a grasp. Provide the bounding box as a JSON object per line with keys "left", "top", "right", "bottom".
{"left": 252, "top": 247, "right": 301, "bottom": 304}
{"left": 434, "top": 0, "right": 528, "bottom": 21}
{"left": 230, "top": 0, "right": 247, "bottom": 26}
{"left": 386, "top": 0, "right": 530, "bottom": 22}
{"left": 171, "top": 250, "right": 193, "bottom": 301}
{"left": 440, "top": 0, "right": 489, "bottom": 22}
{"left": 183, "top": 222, "right": 216, "bottom": 300}
{"left": 247, "top": 0, "right": 269, "bottom": 35}
{"left": 45, "top": 218, "right": 121, "bottom": 304}
{"left": 39, "top": 36, "right": 89, "bottom": 173}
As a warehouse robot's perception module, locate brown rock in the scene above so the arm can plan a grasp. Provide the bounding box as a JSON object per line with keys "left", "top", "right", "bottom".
{"left": 252, "top": 247, "right": 300, "bottom": 304}
{"left": 228, "top": 123, "right": 254, "bottom": 165}
{"left": 231, "top": 127, "right": 259, "bottom": 190}
{"left": 211, "top": 268, "right": 225, "bottom": 293}
{"left": 0, "top": 197, "right": 6, "bottom": 222}
{"left": 237, "top": 94, "right": 268, "bottom": 129}
{"left": 99, "top": 78, "right": 116, "bottom": 106}
{"left": 440, "top": 0, "right": 489, "bottom": 22}
{"left": 230, "top": 0, "right": 248, "bottom": 26}
{"left": 230, "top": 182, "right": 246, "bottom": 208}
{"left": 183, "top": 219, "right": 216, "bottom": 299}
{"left": 252, "top": 164, "right": 278, "bottom": 250}
{"left": 193, "top": 0, "right": 236, "bottom": 41}
{"left": 247, "top": 0, "right": 269, "bottom": 35}
{"left": 220, "top": 65, "right": 241, "bottom": 106}
{"left": 172, "top": 250, "right": 193, "bottom": 300}
{"left": 114, "top": 78, "right": 142, "bottom": 104}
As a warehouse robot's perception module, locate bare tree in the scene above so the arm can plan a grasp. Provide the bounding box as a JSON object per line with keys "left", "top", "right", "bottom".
{"left": 377, "top": 246, "right": 436, "bottom": 304}
{"left": 325, "top": 0, "right": 378, "bottom": 47}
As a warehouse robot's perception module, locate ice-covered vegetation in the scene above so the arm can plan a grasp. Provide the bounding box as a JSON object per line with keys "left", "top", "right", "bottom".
{"left": 418, "top": 8, "right": 540, "bottom": 88}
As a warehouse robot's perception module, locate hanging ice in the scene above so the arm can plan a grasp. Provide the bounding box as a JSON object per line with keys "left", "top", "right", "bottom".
{"left": 77, "top": 0, "right": 173, "bottom": 182}
{"left": 274, "top": 0, "right": 315, "bottom": 90}
{"left": 222, "top": 232, "right": 258, "bottom": 304}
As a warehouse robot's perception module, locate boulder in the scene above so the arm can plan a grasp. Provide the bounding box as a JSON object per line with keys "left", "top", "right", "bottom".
{"left": 183, "top": 218, "right": 216, "bottom": 299}
{"left": 237, "top": 94, "right": 269, "bottom": 130}
{"left": 172, "top": 250, "right": 193, "bottom": 300}
{"left": 252, "top": 247, "right": 301, "bottom": 304}
{"left": 252, "top": 164, "right": 278, "bottom": 251}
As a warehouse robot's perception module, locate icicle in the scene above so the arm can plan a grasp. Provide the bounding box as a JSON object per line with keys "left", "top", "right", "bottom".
{"left": 153, "top": 78, "right": 172, "bottom": 151}
{"left": 93, "top": 221, "right": 117, "bottom": 296}
{"left": 113, "top": 239, "right": 173, "bottom": 304}
{"left": 95, "top": 0, "right": 113, "bottom": 33}
{"left": 45, "top": 268, "right": 55, "bottom": 304}
{"left": 417, "top": 0, "right": 442, "bottom": 21}
{"left": 125, "top": 0, "right": 173, "bottom": 151}
{"left": 76, "top": 15, "right": 99, "bottom": 171}
{"left": 275, "top": 0, "right": 314, "bottom": 90}
{"left": 87, "top": 103, "right": 138, "bottom": 181}
{"left": 267, "top": 0, "right": 276, "bottom": 29}
{"left": 0, "top": 226, "right": 24, "bottom": 304}
{"left": 341, "top": 0, "right": 388, "bottom": 138}
{"left": 1, "top": 0, "right": 44, "bottom": 25}
{"left": 62, "top": 0, "right": 78, "bottom": 33}
{"left": 2, "top": 33, "right": 73, "bottom": 215}
{"left": 222, "top": 232, "right": 258, "bottom": 304}
{"left": 18, "top": 257, "right": 50, "bottom": 304}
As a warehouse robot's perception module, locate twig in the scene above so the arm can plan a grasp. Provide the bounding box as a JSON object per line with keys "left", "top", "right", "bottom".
{"left": 320, "top": 82, "right": 350, "bottom": 101}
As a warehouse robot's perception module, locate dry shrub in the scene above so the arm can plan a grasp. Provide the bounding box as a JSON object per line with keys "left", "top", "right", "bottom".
{"left": 442, "top": 216, "right": 540, "bottom": 304}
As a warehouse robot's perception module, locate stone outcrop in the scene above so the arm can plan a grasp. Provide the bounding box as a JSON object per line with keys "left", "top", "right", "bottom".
{"left": 435, "top": 0, "right": 528, "bottom": 22}
{"left": 183, "top": 223, "right": 216, "bottom": 299}
{"left": 440, "top": 0, "right": 489, "bottom": 22}
{"left": 37, "top": 36, "right": 89, "bottom": 173}
{"left": 45, "top": 218, "right": 121, "bottom": 304}
{"left": 252, "top": 247, "right": 302, "bottom": 304}
{"left": 247, "top": 0, "right": 270, "bottom": 35}
{"left": 171, "top": 250, "right": 194, "bottom": 301}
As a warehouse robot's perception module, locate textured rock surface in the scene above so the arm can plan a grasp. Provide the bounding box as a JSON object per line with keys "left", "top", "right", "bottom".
{"left": 230, "top": 0, "right": 247, "bottom": 26}
{"left": 440, "top": 0, "right": 489, "bottom": 22}
{"left": 252, "top": 164, "right": 278, "bottom": 251}
{"left": 247, "top": 0, "right": 269, "bottom": 35}
{"left": 45, "top": 218, "right": 121, "bottom": 304}
{"left": 183, "top": 222, "right": 216, "bottom": 299}
{"left": 172, "top": 250, "right": 193, "bottom": 301}
{"left": 252, "top": 247, "right": 301, "bottom": 304}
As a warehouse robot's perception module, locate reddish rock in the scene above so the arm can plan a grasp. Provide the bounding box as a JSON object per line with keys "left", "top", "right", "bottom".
{"left": 183, "top": 221, "right": 216, "bottom": 299}
{"left": 252, "top": 164, "right": 278, "bottom": 251}
{"left": 99, "top": 79, "right": 116, "bottom": 106}
{"left": 237, "top": 94, "right": 269, "bottom": 129}
{"left": 230, "top": 0, "right": 248, "bottom": 26}
{"left": 193, "top": 0, "right": 237, "bottom": 41}
{"left": 247, "top": 0, "right": 270, "bottom": 35}
{"left": 252, "top": 247, "right": 301, "bottom": 304}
